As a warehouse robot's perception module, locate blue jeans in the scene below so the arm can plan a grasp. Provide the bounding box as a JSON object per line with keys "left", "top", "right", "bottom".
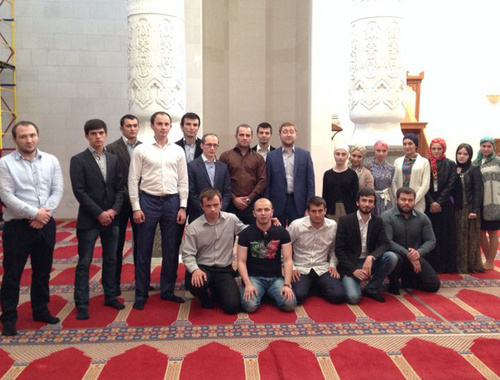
{"left": 74, "top": 226, "right": 119, "bottom": 309}
{"left": 241, "top": 276, "right": 297, "bottom": 313}
{"left": 135, "top": 193, "right": 180, "bottom": 302}
{"left": 342, "top": 251, "right": 398, "bottom": 305}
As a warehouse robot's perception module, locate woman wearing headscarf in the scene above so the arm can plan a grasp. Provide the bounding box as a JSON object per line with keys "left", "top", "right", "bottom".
{"left": 474, "top": 136, "right": 500, "bottom": 270}
{"left": 366, "top": 140, "right": 395, "bottom": 216}
{"left": 322, "top": 144, "right": 359, "bottom": 222}
{"left": 425, "top": 138, "right": 458, "bottom": 273}
{"left": 454, "top": 143, "right": 484, "bottom": 273}
{"left": 391, "top": 133, "right": 430, "bottom": 212}
{"left": 349, "top": 144, "right": 374, "bottom": 190}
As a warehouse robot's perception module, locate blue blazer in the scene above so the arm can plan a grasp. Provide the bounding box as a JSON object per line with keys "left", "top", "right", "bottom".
{"left": 265, "top": 147, "right": 315, "bottom": 217}
{"left": 187, "top": 156, "right": 232, "bottom": 222}
{"left": 70, "top": 149, "right": 123, "bottom": 230}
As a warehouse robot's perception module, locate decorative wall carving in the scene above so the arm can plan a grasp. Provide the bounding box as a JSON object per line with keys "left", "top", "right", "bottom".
{"left": 127, "top": 0, "right": 186, "bottom": 123}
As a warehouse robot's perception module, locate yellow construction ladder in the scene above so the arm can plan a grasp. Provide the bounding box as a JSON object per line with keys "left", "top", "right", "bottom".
{"left": 0, "top": 0, "right": 16, "bottom": 159}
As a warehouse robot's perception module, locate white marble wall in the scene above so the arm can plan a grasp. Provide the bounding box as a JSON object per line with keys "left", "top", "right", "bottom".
{"left": 202, "top": 0, "right": 312, "bottom": 152}
{"left": 14, "top": 0, "right": 202, "bottom": 218}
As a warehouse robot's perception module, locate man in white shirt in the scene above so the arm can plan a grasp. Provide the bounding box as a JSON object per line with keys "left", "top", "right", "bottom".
{"left": 288, "top": 196, "right": 345, "bottom": 305}
{"left": 129, "top": 111, "right": 188, "bottom": 310}
{"left": 0, "top": 121, "right": 63, "bottom": 336}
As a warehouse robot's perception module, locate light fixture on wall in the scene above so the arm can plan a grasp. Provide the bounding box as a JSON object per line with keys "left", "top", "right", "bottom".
{"left": 486, "top": 94, "right": 500, "bottom": 105}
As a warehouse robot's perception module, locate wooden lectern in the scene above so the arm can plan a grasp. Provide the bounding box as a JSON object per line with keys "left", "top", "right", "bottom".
{"left": 401, "top": 72, "right": 429, "bottom": 155}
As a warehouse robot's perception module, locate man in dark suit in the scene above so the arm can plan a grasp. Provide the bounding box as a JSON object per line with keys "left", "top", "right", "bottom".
{"left": 335, "top": 188, "right": 398, "bottom": 304}
{"left": 175, "top": 112, "right": 202, "bottom": 255}
{"left": 70, "top": 119, "right": 125, "bottom": 320}
{"left": 187, "top": 133, "right": 231, "bottom": 222}
{"left": 265, "top": 122, "right": 315, "bottom": 226}
{"left": 251, "top": 122, "right": 275, "bottom": 160}
{"left": 175, "top": 112, "right": 202, "bottom": 164}
{"left": 106, "top": 114, "right": 142, "bottom": 295}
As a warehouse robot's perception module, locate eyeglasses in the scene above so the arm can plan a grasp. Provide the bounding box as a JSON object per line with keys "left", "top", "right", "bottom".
{"left": 203, "top": 144, "right": 219, "bottom": 149}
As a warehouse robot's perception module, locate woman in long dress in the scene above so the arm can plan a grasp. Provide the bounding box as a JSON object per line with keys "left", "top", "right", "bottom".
{"left": 454, "top": 143, "right": 484, "bottom": 273}
{"left": 349, "top": 144, "right": 374, "bottom": 189}
{"left": 366, "top": 140, "right": 395, "bottom": 216}
{"left": 474, "top": 136, "right": 500, "bottom": 270}
{"left": 425, "top": 138, "right": 458, "bottom": 273}
{"left": 322, "top": 144, "right": 359, "bottom": 222}
{"left": 392, "top": 133, "right": 430, "bottom": 213}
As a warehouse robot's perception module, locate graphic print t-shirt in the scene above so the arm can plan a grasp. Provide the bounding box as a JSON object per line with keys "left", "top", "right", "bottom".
{"left": 238, "top": 224, "right": 291, "bottom": 277}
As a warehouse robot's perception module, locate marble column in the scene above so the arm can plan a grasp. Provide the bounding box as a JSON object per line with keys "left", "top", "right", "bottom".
{"left": 127, "top": 0, "right": 186, "bottom": 137}
{"left": 349, "top": 0, "right": 406, "bottom": 146}
{"left": 127, "top": 0, "right": 186, "bottom": 259}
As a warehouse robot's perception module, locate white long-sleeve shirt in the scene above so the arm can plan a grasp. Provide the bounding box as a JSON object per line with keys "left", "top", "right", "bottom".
{"left": 128, "top": 141, "right": 188, "bottom": 210}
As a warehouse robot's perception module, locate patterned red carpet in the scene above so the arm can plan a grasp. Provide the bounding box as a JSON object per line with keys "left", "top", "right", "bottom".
{"left": 1, "top": 220, "right": 500, "bottom": 379}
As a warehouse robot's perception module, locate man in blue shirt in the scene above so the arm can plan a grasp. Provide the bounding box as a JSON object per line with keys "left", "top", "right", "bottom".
{"left": 0, "top": 121, "right": 63, "bottom": 336}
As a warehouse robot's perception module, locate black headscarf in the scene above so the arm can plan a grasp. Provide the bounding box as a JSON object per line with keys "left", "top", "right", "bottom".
{"left": 403, "top": 133, "right": 419, "bottom": 148}
{"left": 455, "top": 143, "right": 473, "bottom": 171}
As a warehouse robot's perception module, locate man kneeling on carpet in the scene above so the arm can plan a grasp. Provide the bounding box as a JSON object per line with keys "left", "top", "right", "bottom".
{"left": 287, "top": 196, "right": 345, "bottom": 305}
{"left": 182, "top": 188, "right": 247, "bottom": 314}
{"left": 335, "top": 187, "right": 398, "bottom": 304}
{"left": 382, "top": 187, "right": 441, "bottom": 294}
{"left": 237, "top": 198, "right": 297, "bottom": 313}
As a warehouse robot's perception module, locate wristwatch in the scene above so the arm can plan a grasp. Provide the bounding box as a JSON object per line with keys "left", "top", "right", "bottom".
{"left": 245, "top": 197, "right": 251, "bottom": 205}
{"left": 283, "top": 283, "right": 291, "bottom": 288}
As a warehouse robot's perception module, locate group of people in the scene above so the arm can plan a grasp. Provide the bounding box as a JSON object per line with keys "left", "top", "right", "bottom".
{"left": 0, "top": 113, "right": 498, "bottom": 336}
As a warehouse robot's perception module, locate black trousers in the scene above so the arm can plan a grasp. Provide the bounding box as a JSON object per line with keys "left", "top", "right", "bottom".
{"left": 389, "top": 253, "right": 441, "bottom": 293}
{"left": 185, "top": 265, "right": 240, "bottom": 314}
{"left": 115, "top": 202, "right": 138, "bottom": 290}
{"left": 227, "top": 202, "right": 255, "bottom": 225}
{"left": 1, "top": 218, "right": 56, "bottom": 326}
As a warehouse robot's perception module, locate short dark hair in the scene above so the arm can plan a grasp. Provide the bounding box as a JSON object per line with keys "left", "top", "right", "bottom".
{"left": 181, "top": 112, "right": 200, "bottom": 127}
{"left": 307, "top": 196, "right": 327, "bottom": 210}
{"left": 12, "top": 121, "right": 39, "bottom": 138}
{"left": 236, "top": 124, "right": 253, "bottom": 136}
{"left": 356, "top": 187, "right": 376, "bottom": 202}
{"left": 84, "top": 119, "right": 107, "bottom": 135}
{"left": 120, "top": 114, "right": 138, "bottom": 127}
{"left": 150, "top": 111, "right": 171, "bottom": 125}
{"left": 201, "top": 133, "right": 219, "bottom": 144}
{"left": 200, "top": 188, "right": 222, "bottom": 205}
{"left": 257, "top": 122, "right": 272, "bottom": 134}
{"left": 396, "top": 186, "right": 416, "bottom": 199}
{"left": 279, "top": 122, "right": 296, "bottom": 134}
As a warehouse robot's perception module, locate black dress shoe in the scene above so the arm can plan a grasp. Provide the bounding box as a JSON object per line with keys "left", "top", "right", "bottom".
{"left": 104, "top": 299, "right": 125, "bottom": 310}
{"left": 161, "top": 295, "right": 185, "bottom": 303}
{"left": 388, "top": 285, "right": 400, "bottom": 295}
{"left": 76, "top": 308, "right": 89, "bottom": 320}
{"left": 148, "top": 285, "right": 155, "bottom": 291}
{"left": 33, "top": 313, "right": 60, "bottom": 324}
{"left": 363, "top": 289, "right": 386, "bottom": 303}
{"left": 2, "top": 324, "right": 17, "bottom": 336}
{"left": 133, "top": 300, "right": 145, "bottom": 310}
